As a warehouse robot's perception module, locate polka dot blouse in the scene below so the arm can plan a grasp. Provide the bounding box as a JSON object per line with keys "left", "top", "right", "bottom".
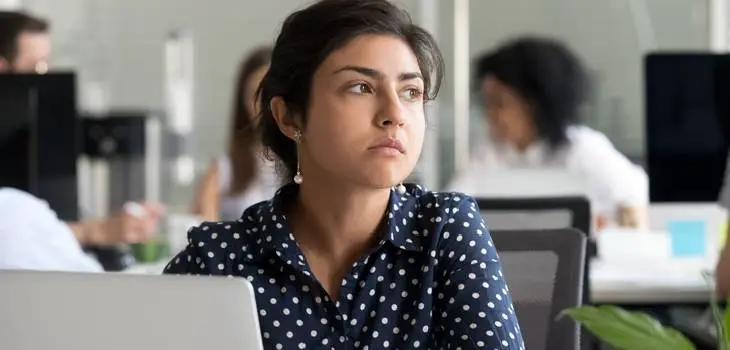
{"left": 164, "top": 184, "right": 525, "bottom": 349}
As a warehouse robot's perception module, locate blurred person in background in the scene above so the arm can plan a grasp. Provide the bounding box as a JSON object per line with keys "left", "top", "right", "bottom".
{"left": 192, "top": 47, "right": 279, "bottom": 221}
{"left": 448, "top": 36, "right": 648, "bottom": 230}
{"left": 0, "top": 10, "right": 50, "bottom": 73}
{"left": 0, "top": 10, "right": 164, "bottom": 271}
{"left": 0, "top": 188, "right": 163, "bottom": 271}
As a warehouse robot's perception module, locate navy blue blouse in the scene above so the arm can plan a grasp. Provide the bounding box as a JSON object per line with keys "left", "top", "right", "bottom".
{"left": 164, "top": 184, "right": 524, "bottom": 349}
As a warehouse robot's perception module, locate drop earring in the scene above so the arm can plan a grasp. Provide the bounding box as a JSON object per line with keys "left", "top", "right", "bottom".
{"left": 396, "top": 183, "right": 406, "bottom": 194}
{"left": 293, "top": 130, "right": 304, "bottom": 184}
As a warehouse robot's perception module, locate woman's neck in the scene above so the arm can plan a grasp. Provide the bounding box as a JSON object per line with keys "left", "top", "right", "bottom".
{"left": 289, "top": 174, "right": 391, "bottom": 257}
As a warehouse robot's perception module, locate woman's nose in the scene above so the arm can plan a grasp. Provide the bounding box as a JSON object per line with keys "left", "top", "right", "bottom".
{"left": 376, "top": 93, "right": 406, "bottom": 128}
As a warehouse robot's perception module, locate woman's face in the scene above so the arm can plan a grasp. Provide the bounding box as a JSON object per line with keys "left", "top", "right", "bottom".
{"left": 244, "top": 64, "right": 269, "bottom": 120}
{"left": 482, "top": 75, "right": 537, "bottom": 149}
{"left": 279, "top": 34, "right": 426, "bottom": 189}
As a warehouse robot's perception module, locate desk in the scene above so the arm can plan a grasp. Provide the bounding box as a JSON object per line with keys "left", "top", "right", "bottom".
{"left": 590, "top": 258, "right": 713, "bottom": 304}
{"left": 126, "top": 256, "right": 715, "bottom": 305}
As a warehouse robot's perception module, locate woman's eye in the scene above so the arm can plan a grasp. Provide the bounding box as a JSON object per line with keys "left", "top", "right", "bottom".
{"left": 347, "top": 83, "right": 372, "bottom": 94}
{"left": 401, "top": 88, "right": 423, "bottom": 100}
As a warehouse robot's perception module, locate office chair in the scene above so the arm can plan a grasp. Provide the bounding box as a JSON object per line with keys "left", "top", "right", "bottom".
{"left": 476, "top": 197, "right": 593, "bottom": 287}
{"left": 476, "top": 196, "right": 597, "bottom": 350}
{"left": 492, "top": 228, "right": 586, "bottom": 350}
{"left": 475, "top": 196, "right": 591, "bottom": 239}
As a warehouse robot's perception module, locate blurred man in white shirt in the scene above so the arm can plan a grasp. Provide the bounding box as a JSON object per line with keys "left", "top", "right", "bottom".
{"left": 0, "top": 188, "right": 163, "bottom": 271}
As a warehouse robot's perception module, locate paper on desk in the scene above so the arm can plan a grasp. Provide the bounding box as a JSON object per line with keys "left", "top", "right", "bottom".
{"left": 597, "top": 229, "right": 671, "bottom": 260}
{"left": 591, "top": 260, "right": 711, "bottom": 287}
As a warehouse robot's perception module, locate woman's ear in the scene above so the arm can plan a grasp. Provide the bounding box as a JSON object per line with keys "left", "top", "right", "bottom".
{"left": 270, "top": 97, "right": 302, "bottom": 139}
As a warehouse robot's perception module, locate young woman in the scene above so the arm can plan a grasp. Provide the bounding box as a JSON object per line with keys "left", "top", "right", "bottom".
{"left": 191, "top": 47, "right": 278, "bottom": 221}
{"left": 166, "top": 1, "right": 524, "bottom": 348}
{"left": 449, "top": 36, "right": 648, "bottom": 229}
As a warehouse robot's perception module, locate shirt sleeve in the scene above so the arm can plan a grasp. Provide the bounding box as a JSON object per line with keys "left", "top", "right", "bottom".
{"left": 162, "top": 225, "right": 207, "bottom": 275}
{"left": 0, "top": 188, "right": 103, "bottom": 272}
{"left": 568, "top": 129, "right": 648, "bottom": 212}
{"left": 433, "top": 195, "right": 525, "bottom": 349}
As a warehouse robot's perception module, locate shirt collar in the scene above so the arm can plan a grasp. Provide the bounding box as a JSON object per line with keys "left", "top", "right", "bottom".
{"left": 382, "top": 186, "right": 423, "bottom": 252}
{"left": 241, "top": 183, "right": 424, "bottom": 264}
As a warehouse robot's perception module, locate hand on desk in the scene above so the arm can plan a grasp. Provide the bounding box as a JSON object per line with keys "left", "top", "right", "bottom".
{"left": 70, "top": 202, "right": 165, "bottom": 246}
{"left": 617, "top": 205, "right": 647, "bottom": 229}
{"left": 595, "top": 205, "right": 648, "bottom": 232}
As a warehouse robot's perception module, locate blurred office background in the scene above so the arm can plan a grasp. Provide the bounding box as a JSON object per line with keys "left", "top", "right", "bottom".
{"left": 3, "top": 1, "right": 730, "bottom": 349}
{"left": 10, "top": 0, "right": 720, "bottom": 210}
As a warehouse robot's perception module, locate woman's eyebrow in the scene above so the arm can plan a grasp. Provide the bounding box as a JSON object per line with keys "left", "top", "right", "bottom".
{"left": 333, "top": 65, "right": 423, "bottom": 82}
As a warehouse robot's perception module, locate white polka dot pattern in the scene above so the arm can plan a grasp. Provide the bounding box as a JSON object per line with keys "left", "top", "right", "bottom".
{"left": 164, "top": 184, "right": 525, "bottom": 349}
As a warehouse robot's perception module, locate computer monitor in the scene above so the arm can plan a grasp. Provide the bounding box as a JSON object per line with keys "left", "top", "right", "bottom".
{"left": 0, "top": 73, "right": 79, "bottom": 220}
{"left": 645, "top": 53, "right": 730, "bottom": 203}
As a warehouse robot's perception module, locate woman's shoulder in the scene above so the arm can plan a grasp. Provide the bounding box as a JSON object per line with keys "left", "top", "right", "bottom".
{"left": 183, "top": 200, "right": 274, "bottom": 260}
{"left": 404, "top": 184, "right": 477, "bottom": 211}
{"left": 400, "top": 184, "right": 483, "bottom": 233}
{"left": 564, "top": 125, "right": 617, "bottom": 152}
{"left": 402, "top": 185, "right": 495, "bottom": 259}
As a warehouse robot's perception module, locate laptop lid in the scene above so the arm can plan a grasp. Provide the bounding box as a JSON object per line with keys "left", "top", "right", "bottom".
{"left": 0, "top": 271, "right": 263, "bottom": 350}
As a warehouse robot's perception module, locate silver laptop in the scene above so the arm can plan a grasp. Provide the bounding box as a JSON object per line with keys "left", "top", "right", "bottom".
{"left": 0, "top": 270, "right": 263, "bottom": 350}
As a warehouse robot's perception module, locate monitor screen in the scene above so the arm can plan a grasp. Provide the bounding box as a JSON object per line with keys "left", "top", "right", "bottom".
{"left": 645, "top": 53, "right": 730, "bottom": 203}
{"left": 0, "top": 73, "right": 79, "bottom": 220}
{"left": 0, "top": 83, "right": 33, "bottom": 192}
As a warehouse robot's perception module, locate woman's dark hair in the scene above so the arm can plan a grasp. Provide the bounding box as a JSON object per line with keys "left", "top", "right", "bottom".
{"left": 258, "top": 0, "right": 444, "bottom": 180}
{"left": 228, "top": 46, "right": 272, "bottom": 194}
{"left": 474, "top": 36, "right": 592, "bottom": 149}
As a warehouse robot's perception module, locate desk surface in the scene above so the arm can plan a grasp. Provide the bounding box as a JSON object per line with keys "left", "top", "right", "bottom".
{"left": 590, "top": 259, "right": 713, "bottom": 304}
{"left": 127, "top": 257, "right": 715, "bottom": 305}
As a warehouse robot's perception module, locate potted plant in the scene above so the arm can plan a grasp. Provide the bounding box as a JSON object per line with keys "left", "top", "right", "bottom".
{"left": 561, "top": 272, "right": 729, "bottom": 350}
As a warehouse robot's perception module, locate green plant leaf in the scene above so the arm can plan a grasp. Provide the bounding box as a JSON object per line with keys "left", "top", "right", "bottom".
{"left": 709, "top": 289, "right": 727, "bottom": 349}
{"left": 723, "top": 299, "right": 730, "bottom": 349}
{"left": 560, "top": 305, "right": 696, "bottom": 350}
{"left": 702, "top": 270, "right": 728, "bottom": 349}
